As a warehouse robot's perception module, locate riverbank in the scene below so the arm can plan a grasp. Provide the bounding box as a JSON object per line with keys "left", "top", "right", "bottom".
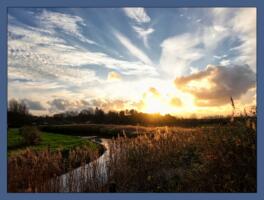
{"left": 8, "top": 128, "right": 105, "bottom": 192}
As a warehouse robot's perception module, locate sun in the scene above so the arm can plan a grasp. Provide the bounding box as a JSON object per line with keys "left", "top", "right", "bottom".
{"left": 141, "top": 90, "right": 172, "bottom": 115}
{"left": 139, "top": 85, "right": 198, "bottom": 116}
{"left": 143, "top": 97, "right": 163, "bottom": 114}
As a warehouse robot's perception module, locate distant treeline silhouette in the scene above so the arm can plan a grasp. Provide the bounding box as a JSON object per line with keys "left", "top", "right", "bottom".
{"left": 8, "top": 99, "right": 253, "bottom": 128}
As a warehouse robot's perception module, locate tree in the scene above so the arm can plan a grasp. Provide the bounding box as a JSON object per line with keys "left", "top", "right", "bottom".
{"left": 8, "top": 99, "right": 30, "bottom": 127}
{"left": 94, "top": 107, "right": 105, "bottom": 123}
{"left": 8, "top": 99, "right": 29, "bottom": 115}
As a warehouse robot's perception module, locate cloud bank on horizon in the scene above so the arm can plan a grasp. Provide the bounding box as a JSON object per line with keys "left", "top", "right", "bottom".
{"left": 8, "top": 7, "right": 256, "bottom": 117}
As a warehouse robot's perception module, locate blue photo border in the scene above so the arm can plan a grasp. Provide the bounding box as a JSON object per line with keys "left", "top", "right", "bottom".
{"left": 0, "top": 0, "right": 263, "bottom": 200}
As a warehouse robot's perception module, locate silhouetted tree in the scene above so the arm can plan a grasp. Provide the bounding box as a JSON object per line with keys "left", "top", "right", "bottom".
{"left": 8, "top": 99, "right": 29, "bottom": 115}
{"left": 94, "top": 107, "right": 105, "bottom": 123}
{"left": 8, "top": 99, "right": 30, "bottom": 127}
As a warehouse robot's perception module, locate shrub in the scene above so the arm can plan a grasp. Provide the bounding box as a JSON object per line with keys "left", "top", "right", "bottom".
{"left": 19, "top": 126, "right": 42, "bottom": 145}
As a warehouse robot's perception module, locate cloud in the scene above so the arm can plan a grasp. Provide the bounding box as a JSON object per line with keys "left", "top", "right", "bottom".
{"left": 107, "top": 71, "right": 122, "bottom": 81}
{"left": 8, "top": 21, "right": 100, "bottom": 86}
{"left": 132, "top": 26, "right": 154, "bottom": 48}
{"left": 211, "top": 8, "right": 256, "bottom": 71}
{"left": 160, "top": 33, "right": 203, "bottom": 77}
{"left": 123, "top": 8, "right": 150, "bottom": 23}
{"left": 122, "top": 8, "right": 154, "bottom": 48}
{"left": 48, "top": 98, "right": 71, "bottom": 111}
{"left": 91, "top": 99, "right": 129, "bottom": 111}
{"left": 114, "top": 31, "right": 152, "bottom": 65}
{"left": 148, "top": 87, "right": 160, "bottom": 97}
{"left": 230, "top": 8, "right": 256, "bottom": 71}
{"left": 21, "top": 99, "right": 46, "bottom": 111}
{"left": 47, "top": 97, "right": 130, "bottom": 113}
{"left": 159, "top": 8, "right": 256, "bottom": 80}
{"left": 174, "top": 64, "right": 256, "bottom": 106}
{"left": 37, "top": 10, "right": 95, "bottom": 44}
{"left": 170, "top": 97, "right": 182, "bottom": 107}
{"left": 219, "top": 59, "right": 231, "bottom": 66}
{"left": 47, "top": 98, "right": 92, "bottom": 113}
{"left": 8, "top": 22, "right": 158, "bottom": 88}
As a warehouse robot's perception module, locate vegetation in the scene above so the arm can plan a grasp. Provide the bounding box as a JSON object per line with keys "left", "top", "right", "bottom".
{"left": 8, "top": 120, "right": 256, "bottom": 192}
{"left": 8, "top": 146, "right": 100, "bottom": 192}
{"left": 39, "top": 124, "right": 157, "bottom": 138}
{"left": 107, "top": 122, "right": 256, "bottom": 192}
{"left": 8, "top": 128, "right": 105, "bottom": 192}
{"left": 8, "top": 128, "right": 102, "bottom": 156}
{"left": 19, "top": 126, "right": 42, "bottom": 145}
{"left": 8, "top": 99, "right": 30, "bottom": 127}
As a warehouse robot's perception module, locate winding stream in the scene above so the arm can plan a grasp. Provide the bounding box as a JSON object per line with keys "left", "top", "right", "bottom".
{"left": 58, "top": 138, "right": 111, "bottom": 192}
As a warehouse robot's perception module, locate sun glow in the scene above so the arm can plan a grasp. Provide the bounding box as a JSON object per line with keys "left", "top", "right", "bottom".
{"left": 140, "top": 86, "right": 184, "bottom": 115}
{"left": 142, "top": 95, "right": 169, "bottom": 114}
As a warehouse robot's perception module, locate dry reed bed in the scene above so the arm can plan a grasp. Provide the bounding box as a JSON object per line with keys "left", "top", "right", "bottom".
{"left": 107, "top": 124, "right": 256, "bottom": 192}
{"left": 8, "top": 145, "right": 100, "bottom": 192}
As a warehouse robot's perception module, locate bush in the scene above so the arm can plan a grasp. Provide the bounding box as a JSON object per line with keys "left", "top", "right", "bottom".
{"left": 19, "top": 126, "right": 42, "bottom": 145}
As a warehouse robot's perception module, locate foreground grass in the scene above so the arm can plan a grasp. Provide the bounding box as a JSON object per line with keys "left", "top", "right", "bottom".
{"left": 8, "top": 128, "right": 98, "bottom": 156}
{"left": 8, "top": 121, "right": 256, "bottom": 192}
{"left": 108, "top": 122, "right": 256, "bottom": 192}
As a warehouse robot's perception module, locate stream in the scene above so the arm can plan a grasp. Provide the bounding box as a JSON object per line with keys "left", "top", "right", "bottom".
{"left": 58, "top": 138, "right": 111, "bottom": 192}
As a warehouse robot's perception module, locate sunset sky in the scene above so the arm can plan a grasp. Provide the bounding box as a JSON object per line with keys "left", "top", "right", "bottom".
{"left": 8, "top": 8, "right": 256, "bottom": 117}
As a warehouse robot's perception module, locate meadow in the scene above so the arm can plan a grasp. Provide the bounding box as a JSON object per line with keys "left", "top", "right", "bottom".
{"left": 7, "top": 118, "right": 256, "bottom": 192}
{"left": 8, "top": 128, "right": 102, "bottom": 156}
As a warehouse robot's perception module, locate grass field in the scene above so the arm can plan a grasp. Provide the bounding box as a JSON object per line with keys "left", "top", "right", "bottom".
{"left": 8, "top": 128, "right": 99, "bottom": 156}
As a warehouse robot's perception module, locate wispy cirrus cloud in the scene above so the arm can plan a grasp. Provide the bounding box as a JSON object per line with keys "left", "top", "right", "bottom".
{"left": 123, "top": 8, "right": 151, "bottom": 23}
{"left": 123, "top": 8, "right": 154, "bottom": 48}
{"left": 160, "top": 33, "right": 204, "bottom": 78}
{"left": 132, "top": 26, "right": 154, "bottom": 48}
{"left": 37, "top": 10, "right": 96, "bottom": 44}
{"left": 114, "top": 31, "right": 152, "bottom": 65}
{"left": 209, "top": 8, "right": 256, "bottom": 70}
{"left": 8, "top": 23, "right": 157, "bottom": 88}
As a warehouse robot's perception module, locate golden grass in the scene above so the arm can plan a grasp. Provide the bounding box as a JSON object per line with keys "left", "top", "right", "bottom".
{"left": 107, "top": 124, "right": 256, "bottom": 192}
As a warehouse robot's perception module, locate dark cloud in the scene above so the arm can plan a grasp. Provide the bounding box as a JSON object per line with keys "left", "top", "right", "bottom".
{"left": 80, "top": 100, "right": 90, "bottom": 106}
{"left": 48, "top": 98, "right": 71, "bottom": 112}
{"left": 91, "top": 99, "right": 128, "bottom": 111}
{"left": 47, "top": 98, "right": 128, "bottom": 113}
{"left": 175, "top": 64, "right": 256, "bottom": 106}
{"left": 21, "top": 99, "right": 46, "bottom": 110}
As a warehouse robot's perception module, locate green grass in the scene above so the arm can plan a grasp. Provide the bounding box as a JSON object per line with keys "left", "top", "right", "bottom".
{"left": 39, "top": 124, "right": 157, "bottom": 138}
{"left": 8, "top": 128, "right": 98, "bottom": 156}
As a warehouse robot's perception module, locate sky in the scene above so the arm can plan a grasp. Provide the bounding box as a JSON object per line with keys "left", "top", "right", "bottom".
{"left": 8, "top": 8, "right": 256, "bottom": 117}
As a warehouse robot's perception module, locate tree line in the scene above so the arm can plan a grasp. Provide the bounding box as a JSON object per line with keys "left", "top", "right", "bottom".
{"left": 8, "top": 99, "right": 238, "bottom": 128}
